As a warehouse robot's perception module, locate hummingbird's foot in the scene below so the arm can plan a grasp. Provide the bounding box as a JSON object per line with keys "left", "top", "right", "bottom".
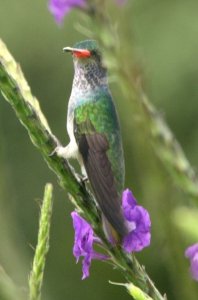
{"left": 81, "top": 175, "right": 88, "bottom": 183}
{"left": 55, "top": 146, "right": 67, "bottom": 158}
{"left": 49, "top": 145, "right": 61, "bottom": 157}
{"left": 79, "top": 175, "right": 89, "bottom": 189}
{"left": 53, "top": 141, "right": 78, "bottom": 159}
{"left": 49, "top": 145, "right": 69, "bottom": 158}
{"left": 52, "top": 145, "right": 69, "bottom": 158}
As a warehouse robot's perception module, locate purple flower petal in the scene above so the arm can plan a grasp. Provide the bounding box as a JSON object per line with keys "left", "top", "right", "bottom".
{"left": 71, "top": 212, "right": 93, "bottom": 260}
{"left": 71, "top": 212, "right": 108, "bottom": 279}
{"left": 185, "top": 243, "right": 198, "bottom": 259}
{"left": 185, "top": 243, "right": 198, "bottom": 281}
{"left": 48, "top": 0, "right": 127, "bottom": 24}
{"left": 122, "top": 189, "right": 137, "bottom": 220}
{"left": 71, "top": 188, "right": 151, "bottom": 278}
{"left": 48, "top": 0, "right": 86, "bottom": 24}
{"left": 82, "top": 254, "right": 91, "bottom": 279}
{"left": 122, "top": 189, "right": 151, "bottom": 253}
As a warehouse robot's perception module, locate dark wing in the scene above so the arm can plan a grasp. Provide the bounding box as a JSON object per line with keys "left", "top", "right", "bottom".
{"left": 74, "top": 118, "right": 127, "bottom": 237}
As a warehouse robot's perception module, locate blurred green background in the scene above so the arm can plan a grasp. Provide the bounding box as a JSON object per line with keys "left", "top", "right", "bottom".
{"left": 1, "top": 0, "right": 198, "bottom": 299}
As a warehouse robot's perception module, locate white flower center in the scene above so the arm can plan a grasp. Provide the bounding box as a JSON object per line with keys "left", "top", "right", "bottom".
{"left": 127, "top": 221, "right": 136, "bottom": 233}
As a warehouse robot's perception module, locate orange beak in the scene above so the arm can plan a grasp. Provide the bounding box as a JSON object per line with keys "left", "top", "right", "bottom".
{"left": 63, "top": 47, "right": 91, "bottom": 58}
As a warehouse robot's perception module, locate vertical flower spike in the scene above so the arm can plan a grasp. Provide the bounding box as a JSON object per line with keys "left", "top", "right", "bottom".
{"left": 71, "top": 212, "right": 108, "bottom": 279}
{"left": 122, "top": 189, "right": 151, "bottom": 253}
{"left": 185, "top": 243, "right": 198, "bottom": 281}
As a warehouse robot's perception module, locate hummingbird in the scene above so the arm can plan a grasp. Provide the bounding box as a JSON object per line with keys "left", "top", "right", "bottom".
{"left": 56, "top": 40, "right": 127, "bottom": 241}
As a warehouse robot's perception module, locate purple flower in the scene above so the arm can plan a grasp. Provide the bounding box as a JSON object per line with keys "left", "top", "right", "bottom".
{"left": 122, "top": 189, "right": 151, "bottom": 253}
{"left": 71, "top": 188, "right": 151, "bottom": 279}
{"left": 48, "top": 0, "right": 127, "bottom": 24}
{"left": 71, "top": 212, "right": 108, "bottom": 279}
{"left": 48, "top": 0, "right": 86, "bottom": 24}
{"left": 185, "top": 243, "right": 198, "bottom": 281}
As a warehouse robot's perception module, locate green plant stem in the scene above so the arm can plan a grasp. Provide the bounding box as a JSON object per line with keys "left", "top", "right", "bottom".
{"left": 0, "top": 39, "right": 165, "bottom": 300}
{"left": 139, "top": 91, "right": 198, "bottom": 199}
{"left": 29, "top": 183, "right": 53, "bottom": 300}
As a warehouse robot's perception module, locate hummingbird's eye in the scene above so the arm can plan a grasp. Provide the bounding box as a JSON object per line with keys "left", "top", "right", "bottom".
{"left": 91, "top": 50, "right": 102, "bottom": 63}
{"left": 91, "top": 49, "right": 100, "bottom": 55}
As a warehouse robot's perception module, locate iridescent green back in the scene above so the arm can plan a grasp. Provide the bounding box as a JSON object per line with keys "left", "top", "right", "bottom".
{"left": 74, "top": 88, "right": 125, "bottom": 195}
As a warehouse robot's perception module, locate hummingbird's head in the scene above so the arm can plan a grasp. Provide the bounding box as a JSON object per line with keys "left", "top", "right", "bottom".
{"left": 63, "top": 40, "right": 102, "bottom": 63}
{"left": 63, "top": 40, "right": 107, "bottom": 90}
